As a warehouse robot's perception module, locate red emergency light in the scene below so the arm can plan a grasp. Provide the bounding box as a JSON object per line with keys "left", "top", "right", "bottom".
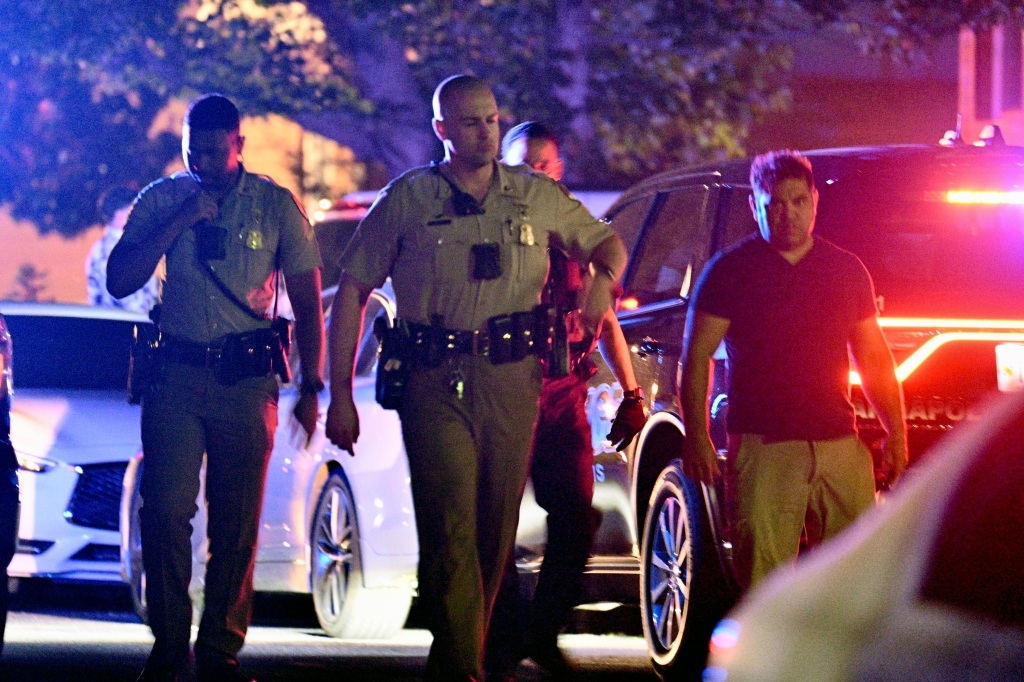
{"left": 945, "top": 190, "right": 1024, "bottom": 205}
{"left": 849, "top": 317, "right": 1024, "bottom": 385}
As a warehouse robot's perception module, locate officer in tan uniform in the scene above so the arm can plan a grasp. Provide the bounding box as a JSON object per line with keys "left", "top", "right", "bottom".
{"left": 107, "top": 94, "right": 325, "bottom": 682}
{"left": 325, "top": 75, "right": 626, "bottom": 682}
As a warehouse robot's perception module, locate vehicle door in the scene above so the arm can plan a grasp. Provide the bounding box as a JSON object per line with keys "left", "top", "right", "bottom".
{"left": 587, "top": 178, "right": 726, "bottom": 559}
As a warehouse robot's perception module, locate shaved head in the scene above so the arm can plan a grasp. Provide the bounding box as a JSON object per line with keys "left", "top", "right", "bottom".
{"left": 432, "top": 74, "right": 493, "bottom": 121}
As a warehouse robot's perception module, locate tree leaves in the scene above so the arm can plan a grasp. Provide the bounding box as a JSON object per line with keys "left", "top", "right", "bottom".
{"left": 0, "top": 0, "right": 365, "bottom": 235}
{"left": 0, "top": 0, "right": 1018, "bottom": 234}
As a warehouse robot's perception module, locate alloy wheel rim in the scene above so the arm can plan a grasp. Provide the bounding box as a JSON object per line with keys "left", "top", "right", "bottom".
{"left": 648, "top": 494, "right": 690, "bottom": 651}
{"left": 314, "top": 484, "right": 354, "bottom": 620}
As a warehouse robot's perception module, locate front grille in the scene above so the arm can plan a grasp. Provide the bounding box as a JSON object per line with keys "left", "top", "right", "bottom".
{"left": 16, "top": 539, "right": 54, "bottom": 555}
{"left": 65, "top": 461, "right": 128, "bottom": 531}
{"left": 70, "top": 543, "right": 121, "bottom": 563}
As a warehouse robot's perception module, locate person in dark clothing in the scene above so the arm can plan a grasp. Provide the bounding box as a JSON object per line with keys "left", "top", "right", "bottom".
{"left": 0, "top": 313, "right": 17, "bottom": 659}
{"left": 680, "top": 149, "right": 907, "bottom": 590}
{"left": 485, "top": 121, "right": 647, "bottom": 680}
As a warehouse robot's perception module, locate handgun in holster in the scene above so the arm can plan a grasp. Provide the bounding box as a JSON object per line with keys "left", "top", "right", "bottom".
{"left": 538, "top": 248, "right": 573, "bottom": 379}
{"left": 373, "top": 315, "right": 410, "bottom": 410}
{"left": 128, "top": 305, "right": 162, "bottom": 405}
{"left": 532, "top": 303, "right": 569, "bottom": 378}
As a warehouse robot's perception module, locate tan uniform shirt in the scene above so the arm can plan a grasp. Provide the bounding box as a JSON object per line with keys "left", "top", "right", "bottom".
{"left": 340, "top": 161, "right": 614, "bottom": 331}
{"left": 121, "top": 169, "right": 321, "bottom": 344}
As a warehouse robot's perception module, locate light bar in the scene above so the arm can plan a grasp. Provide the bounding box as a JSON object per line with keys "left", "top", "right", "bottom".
{"left": 879, "top": 317, "right": 1024, "bottom": 329}
{"left": 850, "top": 331, "right": 1024, "bottom": 385}
{"left": 945, "top": 189, "right": 1024, "bottom": 205}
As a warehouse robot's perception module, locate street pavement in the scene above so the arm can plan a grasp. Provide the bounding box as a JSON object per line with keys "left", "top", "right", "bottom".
{"left": 1, "top": 582, "right": 659, "bottom": 681}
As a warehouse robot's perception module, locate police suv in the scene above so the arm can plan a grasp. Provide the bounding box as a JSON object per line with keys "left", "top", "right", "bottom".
{"left": 546, "top": 132, "right": 1024, "bottom": 679}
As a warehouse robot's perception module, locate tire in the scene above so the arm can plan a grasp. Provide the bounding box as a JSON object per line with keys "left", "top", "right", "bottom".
{"left": 641, "top": 461, "right": 734, "bottom": 681}
{"left": 123, "top": 458, "right": 207, "bottom": 626}
{"left": 310, "top": 470, "right": 412, "bottom": 639}
{"left": 124, "top": 460, "right": 148, "bottom": 623}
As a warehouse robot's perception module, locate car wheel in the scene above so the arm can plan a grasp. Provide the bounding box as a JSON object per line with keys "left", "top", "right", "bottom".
{"left": 641, "top": 460, "right": 733, "bottom": 680}
{"left": 123, "top": 458, "right": 207, "bottom": 626}
{"left": 310, "top": 469, "right": 412, "bottom": 639}
{"left": 124, "top": 461, "right": 148, "bottom": 622}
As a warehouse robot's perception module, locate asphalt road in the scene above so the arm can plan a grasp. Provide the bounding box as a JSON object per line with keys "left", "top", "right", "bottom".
{"left": 2, "top": 581, "right": 660, "bottom": 681}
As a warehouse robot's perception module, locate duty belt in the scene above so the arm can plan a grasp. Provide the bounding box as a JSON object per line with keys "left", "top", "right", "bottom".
{"left": 405, "top": 322, "right": 493, "bottom": 357}
{"left": 161, "top": 335, "right": 224, "bottom": 368}
{"left": 403, "top": 309, "right": 551, "bottom": 365}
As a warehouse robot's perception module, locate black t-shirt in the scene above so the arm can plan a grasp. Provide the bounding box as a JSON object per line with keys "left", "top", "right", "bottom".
{"left": 692, "top": 235, "right": 877, "bottom": 440}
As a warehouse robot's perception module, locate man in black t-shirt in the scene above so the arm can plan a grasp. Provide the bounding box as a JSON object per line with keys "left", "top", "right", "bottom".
{"left": 679, "top": 149, "right": 907, "bottom": 590}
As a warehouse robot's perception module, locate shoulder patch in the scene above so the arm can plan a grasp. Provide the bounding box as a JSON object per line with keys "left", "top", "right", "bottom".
{"left": 249, "top": 172, "right": 310, "bottom": 222}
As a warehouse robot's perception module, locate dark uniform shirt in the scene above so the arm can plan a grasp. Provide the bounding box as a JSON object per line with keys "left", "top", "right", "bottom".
{"left": 693, "top": 235, "right": 877, "bottom": 441}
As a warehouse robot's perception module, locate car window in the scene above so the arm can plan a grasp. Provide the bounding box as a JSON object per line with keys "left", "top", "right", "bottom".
{"left": 626, "top": 186, "right": 713, "bottom": 305}
{"left": 715, "top": 184, "right": 758, "bottom": 253}
{"left": 606, "top": 195, "right": 655, "bottom": 258}
{"left": 3, "top": 314, "right": 135, "bottom": 390}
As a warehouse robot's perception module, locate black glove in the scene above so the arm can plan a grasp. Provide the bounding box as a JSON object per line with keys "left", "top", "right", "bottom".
{"left": 607, "top": 397, "right": 647, "bottom": 451}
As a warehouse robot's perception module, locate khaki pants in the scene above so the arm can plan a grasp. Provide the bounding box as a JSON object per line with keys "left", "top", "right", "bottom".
{"left": 727, "top": 433, "right": 875, "bottom": 590}
{"left": 399, "top": 355, "right": 542, "bottom": 681}
{"left": 140, "top": 362, "right": 278, "bottom": 670}
{"left": 486, "top": 368, "right": 598, "bottom": 673}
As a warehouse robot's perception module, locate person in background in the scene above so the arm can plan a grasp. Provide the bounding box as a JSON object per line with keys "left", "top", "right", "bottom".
{"left": 87, "top": 185, "right": 161, "bottom": 313}
{"left": 485, "top": 121, "right": 646, "bottom": 680}
{"left": 680, "top": 149, "right": 907, "bottom": 593}
{"left": 0, "top": 313, "right": 16, "bottom": 659}
{"left": 107, "top": 94, "right": 325, "bottom": 682}
{"left": 325, "top": 76, "right": 626, "bottom": 682}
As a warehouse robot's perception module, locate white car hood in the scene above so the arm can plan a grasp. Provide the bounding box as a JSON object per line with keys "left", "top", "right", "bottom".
{"left": 11, "top": 388, "right": 141, "bottom": 466}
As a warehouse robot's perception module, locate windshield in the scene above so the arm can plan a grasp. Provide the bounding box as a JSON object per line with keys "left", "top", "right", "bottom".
{"left": 1, "top": 313, "right": 136, "bottom": 391}
{"left": 815, "top": 159, "right": 1024, "bottom": 319}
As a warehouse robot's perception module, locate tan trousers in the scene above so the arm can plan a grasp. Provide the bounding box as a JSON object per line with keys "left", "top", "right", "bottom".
{"left": 727, "top": 433, "right": 875, "bottom": 590}
{"left": 399, "top": 354, "right": 542, "bottom": 681}
{"left": 140, "top": 362, "right": 278, "bottom": 670}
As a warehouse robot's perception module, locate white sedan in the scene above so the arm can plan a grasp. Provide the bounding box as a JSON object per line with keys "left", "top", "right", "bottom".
{"left": 119, "top": 285, "right": 421, "bottom": 639}
{"left": 2, "top": 302, "right": 147, "bottom": 584}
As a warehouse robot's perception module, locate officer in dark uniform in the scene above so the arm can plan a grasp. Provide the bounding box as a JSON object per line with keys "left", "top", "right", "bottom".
{"left": 0, "top": 312, "right": 17, "bottom": 658}
{"left": 325, "top": 75, "right": 626, "bottom": 682}
{"left": 107, "top": 94, "right": 325, "bottom": 682}
{"left": 487, "top": 121, "right": 647, "bottom": 679}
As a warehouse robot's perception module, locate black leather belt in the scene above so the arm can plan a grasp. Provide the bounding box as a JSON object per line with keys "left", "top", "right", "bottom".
{"left": 161, "top": 335, "right": 224, "bottom": 368}
{"left": 403, "top": 309, "right": 549, "bottom": 365}
{"left": 405, "top": 322, "right": 492, "bottom": 356}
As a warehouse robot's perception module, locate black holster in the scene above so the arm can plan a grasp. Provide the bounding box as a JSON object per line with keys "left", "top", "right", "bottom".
{"left": 535, "top": 303, "right": 570, "bottom": 379}
{"left": 218, "top": 327, "right": 286, "bottom": 386}
{"left": 373, "top": 316, "right": 411, "bottom": 410}
{"left": 128, "top": 322, "right": 161, "bottom": 405}
{"left": 270, "top": 317, "right": 293, "bottom": 383}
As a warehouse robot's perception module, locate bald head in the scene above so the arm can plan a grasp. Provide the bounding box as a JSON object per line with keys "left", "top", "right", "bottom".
{"left": 431, "top": 75, "right": 500, "bottom": 170}
{"left": 432, "top": 75, "right": 493, "bottom": 121}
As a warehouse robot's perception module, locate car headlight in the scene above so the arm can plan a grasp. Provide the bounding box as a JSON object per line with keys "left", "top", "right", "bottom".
{"left": 16, "top": 451, "right": 58, "bottom": 473}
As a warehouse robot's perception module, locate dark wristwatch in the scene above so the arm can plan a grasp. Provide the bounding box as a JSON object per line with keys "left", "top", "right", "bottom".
{"left": 300, "top": 377, "right": 325, "bottom": 396}
{"left": 622, "top": 386, "right": 644, "bottom": 400}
